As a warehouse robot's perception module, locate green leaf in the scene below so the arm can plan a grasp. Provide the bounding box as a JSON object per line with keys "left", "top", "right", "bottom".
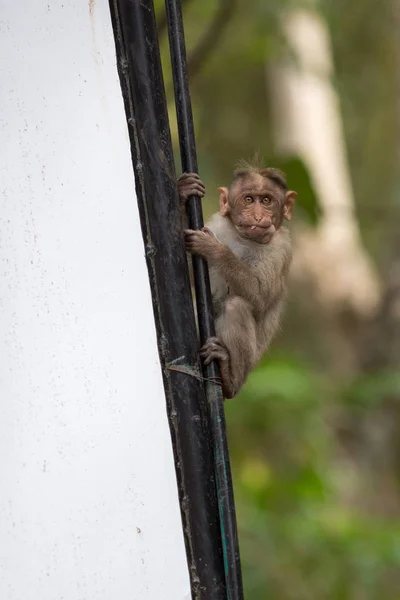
{"left": 265, "top": 155, "right": 321, "bottom": 225}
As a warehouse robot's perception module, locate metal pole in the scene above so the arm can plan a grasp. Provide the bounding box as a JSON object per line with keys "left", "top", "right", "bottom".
{"left": 108, "top": 0, "right": 227, "bottom": 597}
{"left": 164, "top": 2, "right": 244, "bottom": 598}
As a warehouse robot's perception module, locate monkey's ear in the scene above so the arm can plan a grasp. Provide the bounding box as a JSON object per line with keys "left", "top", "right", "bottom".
{"left": 218, "top": 187, "right": 230, "bottom": 216}
{"left": 283, "top": 191, "right": 297, "bottom": 221}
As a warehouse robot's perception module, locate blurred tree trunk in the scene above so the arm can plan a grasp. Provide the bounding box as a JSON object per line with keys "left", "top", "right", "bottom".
{"left": 267, "top": 7, "right": 381, "bottom": 373}
{"left": 268, "top": 2, "right": 400, "bottom": 515}
{"left": 360, "top": 0, "right": 400, "bottom": 373}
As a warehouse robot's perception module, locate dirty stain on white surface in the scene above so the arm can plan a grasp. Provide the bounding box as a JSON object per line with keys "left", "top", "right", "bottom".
{"left": 0, "top": 1, "right": 191, "bottom": 598}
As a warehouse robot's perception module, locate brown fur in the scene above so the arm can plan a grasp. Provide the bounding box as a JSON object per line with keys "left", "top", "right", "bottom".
{"left": 233, "top": 159, "right": 288, "bottom": 192}
{"left": 178, "top": 165, "right": 296, "bottom": 398}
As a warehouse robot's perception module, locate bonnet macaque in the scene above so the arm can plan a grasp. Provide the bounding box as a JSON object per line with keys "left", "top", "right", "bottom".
{"left": 178, "top": 162, "right": 296, "bottom": 399}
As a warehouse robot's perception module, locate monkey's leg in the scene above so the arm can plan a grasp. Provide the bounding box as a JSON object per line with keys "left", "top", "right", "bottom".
{"left": 200, "top": 336, "right": 232, "bottom": 395}
{"left": 200, "top": 297, "right": 257, "bottom": 399}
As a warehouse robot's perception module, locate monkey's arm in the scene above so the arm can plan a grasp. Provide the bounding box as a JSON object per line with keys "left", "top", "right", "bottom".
{"left": 185, "top": 228, "right": 289, "bottom": 315}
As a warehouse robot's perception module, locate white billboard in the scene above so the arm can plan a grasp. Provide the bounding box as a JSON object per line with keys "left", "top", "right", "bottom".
{"left": 0, "top": 1, "right": 191, "bottom": 598}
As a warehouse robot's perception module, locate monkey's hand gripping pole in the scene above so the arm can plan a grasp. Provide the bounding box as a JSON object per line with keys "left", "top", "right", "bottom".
{"left": 164, "top": 1, "right": 244, "bottom": 599}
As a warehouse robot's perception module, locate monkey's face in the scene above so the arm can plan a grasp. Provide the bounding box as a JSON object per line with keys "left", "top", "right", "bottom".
{"left": 226, "top": 174, "right": 291, "bottom": 244}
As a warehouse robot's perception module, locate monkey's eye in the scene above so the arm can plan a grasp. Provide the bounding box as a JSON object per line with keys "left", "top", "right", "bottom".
{"left": 262, "top": 197, "right": 273, "bottom": 206}
{"left": 244, "top": 196, "right": 254, "bottom": 204}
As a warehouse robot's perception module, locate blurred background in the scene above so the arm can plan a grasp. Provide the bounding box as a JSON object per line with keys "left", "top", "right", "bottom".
{"left": 156, "top": 0, "right": 400, "bottom": 597}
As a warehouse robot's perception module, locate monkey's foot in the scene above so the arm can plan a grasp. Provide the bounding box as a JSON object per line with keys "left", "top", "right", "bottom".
{"left": 200, "top": 336, "right": 229, "bottom": 366}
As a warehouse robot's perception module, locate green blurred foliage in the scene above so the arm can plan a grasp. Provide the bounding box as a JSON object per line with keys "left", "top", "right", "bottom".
{"left": 155, "top": 0, "right": 400, "bottom": 597}
{"left": 229, "top": 358, "right": 400, "bottom": 599}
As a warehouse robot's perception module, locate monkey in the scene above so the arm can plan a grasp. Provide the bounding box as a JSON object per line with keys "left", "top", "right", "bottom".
{"left": 178, "top": 162, "right": 296, "bottom": 399}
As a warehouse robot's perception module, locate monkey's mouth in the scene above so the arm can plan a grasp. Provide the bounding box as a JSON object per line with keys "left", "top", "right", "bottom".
{"left": 239, "top": 224, "right": 269, "bottom": 231}
{"left": 237, "top": 224, "right": 275, "bottom": 242}
{"left": 243, "top": 224, "right": 272, "bottom": 232}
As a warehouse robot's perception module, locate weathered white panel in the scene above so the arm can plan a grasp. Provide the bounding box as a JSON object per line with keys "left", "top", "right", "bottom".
{"left": 0, "top": 1, "right": 190, "bottom": 599}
